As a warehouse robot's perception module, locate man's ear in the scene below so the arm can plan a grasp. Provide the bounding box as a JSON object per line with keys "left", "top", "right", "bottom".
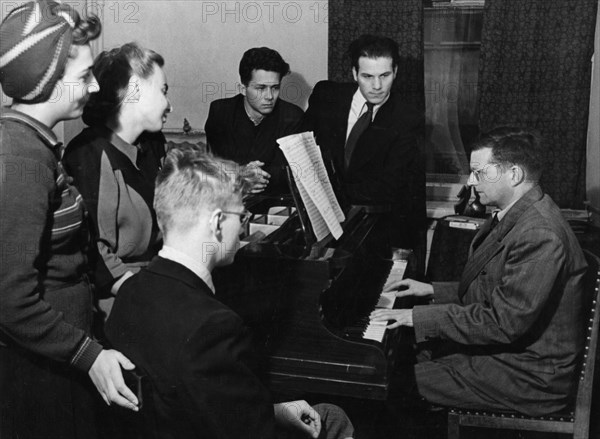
{"left": 240, "top": 83, "right": 247, "bottom": 97}
{"left": 209, "top": 209, "right": 223, "bottom": 239}
{"left": 352, "top": 67, "right": 358, "bottom": 82}
{"left": 511, "top": 165, "right": 526, "bottom": 186}
{"left": 393, "top": 65, "right": 398, "bottom": 80}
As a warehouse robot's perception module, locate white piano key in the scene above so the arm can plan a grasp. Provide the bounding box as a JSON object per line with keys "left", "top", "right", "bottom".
{"left": 363, "top": 320, "right": 387, "bottom": 342}
{"left": 382, "top": 260, "right": 407, "bottom": 291}
{"left": 362, "top": 258, "right": 408, "bottom": 343}
{"left": 376, "top": 292, "right": 396, "bottom": 309}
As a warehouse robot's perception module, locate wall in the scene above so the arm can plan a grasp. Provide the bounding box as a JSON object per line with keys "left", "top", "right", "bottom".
{"left": 94, "top": 0, "right": 328, "bottom": 133}
{"left": 1, "top": 0, "right": 328, "bottom": 143}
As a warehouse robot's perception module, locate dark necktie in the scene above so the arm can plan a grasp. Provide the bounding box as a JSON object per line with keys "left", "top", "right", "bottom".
{"left": 345, "top": 102, "right": 374, "bottom": 169}
{"left": 472, "top": 212, "right": 499, "bottom": 251}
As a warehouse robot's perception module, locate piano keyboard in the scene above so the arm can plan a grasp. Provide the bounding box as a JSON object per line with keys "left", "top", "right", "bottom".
{"left": 362, "top": 259, "right": 408, "bottom": 342}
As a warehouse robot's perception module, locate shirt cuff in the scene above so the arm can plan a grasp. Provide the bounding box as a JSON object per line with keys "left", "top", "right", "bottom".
{"left": 70, "top": 336, "right": 103, "bottom": 372}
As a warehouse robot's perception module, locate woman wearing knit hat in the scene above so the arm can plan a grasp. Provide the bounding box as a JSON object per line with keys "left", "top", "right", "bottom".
{"left": 63, "top": 42, "right": 172, "bottom": 318}
{"left": 0, "top": 2, "right": 139, "bottom": 438}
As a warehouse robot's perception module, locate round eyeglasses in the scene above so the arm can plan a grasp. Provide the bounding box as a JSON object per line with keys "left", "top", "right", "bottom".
{"left": 222, "top": 209, "right": 253, "bottom": 227}
{"left": 469, "top": 163, "right": 501, "bottom": 183}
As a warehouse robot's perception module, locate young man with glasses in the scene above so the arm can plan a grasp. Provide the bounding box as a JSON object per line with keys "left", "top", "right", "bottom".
{"left": 105, "top": 145, "right": 354, "bottom": 438}
{"left": 370, "top": 127, "right": 587, "bottom": 416}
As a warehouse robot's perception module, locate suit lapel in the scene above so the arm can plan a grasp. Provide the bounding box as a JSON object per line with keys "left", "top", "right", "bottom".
{"left": 458, "top": 186, "right": 545, "bottom": 298}
{"left": 469, "top": 215, "right": 495, "bottom": 253}
{"left": 459, "top": 240, "right": 504, "bottom": 298}
{"left": 334, "top": 87, "right": 356, "bottom": 174}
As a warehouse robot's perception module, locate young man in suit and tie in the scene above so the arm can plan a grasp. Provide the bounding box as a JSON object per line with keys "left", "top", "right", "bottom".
{"left": 303, "top": 34, "right": 427, "bottom": 262}
{"left": 371, "top": 127, "right": 587, "bottom": 416}
{"left": 105, "top": 145, "right": 354, "bottom": 438}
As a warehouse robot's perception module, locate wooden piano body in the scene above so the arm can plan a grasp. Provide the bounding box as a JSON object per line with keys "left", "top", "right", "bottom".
{"left": 213, "top": 197, "right": 413, "bottom": 400}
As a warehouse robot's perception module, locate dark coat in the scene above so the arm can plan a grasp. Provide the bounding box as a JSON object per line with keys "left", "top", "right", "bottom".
{"left": 105, "top": 257, "right": 277, "bottom": 439}
{"left": 302, "top": 81, "right": 426, "bottom": 247}
{"left": 205, "top": 94, "right": 303, "bottom": 195}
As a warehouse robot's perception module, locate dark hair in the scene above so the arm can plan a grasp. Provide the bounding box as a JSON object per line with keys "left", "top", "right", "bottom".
{"left": 349, "top": 34, "right": 400, "bottom": 71}
{"left": 82, "top": 42, "right": 164, "bottom": 127}
{"left": 238, "top": 47, "right": 290, "bottom": 86}
{"left": 63, "top": 14, "right": 102, "bottom": 72}
{"left": 472, "top": 127, "right": 545, "bottom": 181}
{"left": 71, "top": 14, "right": 102, "bottom": 46}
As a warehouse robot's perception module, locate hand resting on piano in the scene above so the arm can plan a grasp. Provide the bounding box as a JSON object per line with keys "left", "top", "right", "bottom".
{"left": 371, "top": 279, "right": 435, "bottom": 329}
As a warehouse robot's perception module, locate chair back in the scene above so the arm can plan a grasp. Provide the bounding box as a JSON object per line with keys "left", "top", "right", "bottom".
{"left": 572, "top": 249, "right": 600, "bottom": 436}
{"left": 447, "top": 249, "right": 600, "bottom": 439}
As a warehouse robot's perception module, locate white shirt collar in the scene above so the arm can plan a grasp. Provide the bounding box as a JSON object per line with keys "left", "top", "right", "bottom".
{"left": 495, "top": 198, "right": 519, "bottom": 222}
{"left": 158, "top": 245, "right": 215, "bottom": 294}
{"left": 346, "top": 89, "right": 388, "bottom": 140}
{"left": 350, "top": 88, "right": 388, "bottom": 120}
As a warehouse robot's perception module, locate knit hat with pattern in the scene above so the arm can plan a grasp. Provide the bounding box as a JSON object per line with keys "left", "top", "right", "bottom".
{"left": 0, "top": 0, "right": 79, "bottom": 103}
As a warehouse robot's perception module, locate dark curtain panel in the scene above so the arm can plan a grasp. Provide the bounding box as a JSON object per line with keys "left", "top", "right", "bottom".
{"left": 478, "top": 0, "right": 598, "bottom": 208}
{"left": 328, "top": 0, "right": 424, "bottom": 106}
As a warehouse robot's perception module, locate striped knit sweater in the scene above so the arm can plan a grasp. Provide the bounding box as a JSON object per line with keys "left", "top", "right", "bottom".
{"left": 0, "top": 108, "right": 102, "bottom": 371}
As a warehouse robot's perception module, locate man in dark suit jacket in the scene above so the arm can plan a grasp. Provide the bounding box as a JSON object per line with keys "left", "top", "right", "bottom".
{"left": 105, "top": 146, "right": 354, "bottom": 439}
{"left": 303, "top": 35, "right": 426, "bottom": 254}
{"left": 205, "top": 47, "right": 303, "bottom": 196}
{"left": 371, "top": 127, "right": 588, "bottom": 416}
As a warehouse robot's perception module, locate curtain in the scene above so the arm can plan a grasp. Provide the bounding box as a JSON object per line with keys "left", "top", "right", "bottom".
{"left": 424, "top": 7, "right": 483, "bottom": 174}
{"left": 328, "top": 0, "right": 424, "bottom": 106}
{"left": 478, "top": 0, "right": 598, "bottom": 208}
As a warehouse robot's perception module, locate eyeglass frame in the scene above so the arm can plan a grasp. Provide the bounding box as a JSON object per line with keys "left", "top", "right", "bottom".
{"left": 469, "top": 162, "right": 503, "bottom": 183}
{"left": 221, "top": 209, "right": 253, "bottom": 227}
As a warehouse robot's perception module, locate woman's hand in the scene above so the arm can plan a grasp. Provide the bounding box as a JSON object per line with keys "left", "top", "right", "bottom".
{"left": 89, "top": 349, "right": 139, "bottom": 411}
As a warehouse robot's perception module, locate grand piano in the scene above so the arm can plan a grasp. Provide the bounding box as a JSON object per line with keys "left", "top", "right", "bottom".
{"left": 213, "top": 194, "right": 415, "bottom": 400}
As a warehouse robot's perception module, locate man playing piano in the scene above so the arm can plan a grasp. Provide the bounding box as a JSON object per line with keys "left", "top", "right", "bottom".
{"left": 105, "top": 145, "right": 354, "bottom": 439}
{"left": 371, "top": 127, "right": 587, "bottom": 416}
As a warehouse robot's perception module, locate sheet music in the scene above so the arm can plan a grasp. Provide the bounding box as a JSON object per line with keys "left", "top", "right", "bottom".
{"left": 304, "top": 136, "right": 345, "bottom": 223}
{"left": 295, "top": 177, "right": 330, "bottom": 240}
{"left": 277, "top": 132, "right": 345, "bottom": 241}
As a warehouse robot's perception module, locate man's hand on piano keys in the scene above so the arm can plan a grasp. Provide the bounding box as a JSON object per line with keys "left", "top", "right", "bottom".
{"left": 383, "top": 278, "right": 434, "bottom": 298}
{"left": 369, "top": 309, "right": 413, "bottom": 329}
{"left": 274, "top": 400, "right": 322, "bottom": 438}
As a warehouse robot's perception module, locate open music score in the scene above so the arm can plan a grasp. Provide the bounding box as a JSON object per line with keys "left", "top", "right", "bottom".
{"left": 277, "top": 132, "right": 345, "bottom": 241}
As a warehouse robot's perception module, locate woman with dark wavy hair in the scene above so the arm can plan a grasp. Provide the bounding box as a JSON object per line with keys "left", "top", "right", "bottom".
{"left": 63, "top": 42, "right": 172, "bottom": 317}
{"left": 0, "top": 2, "right": 138, "bottom": 438}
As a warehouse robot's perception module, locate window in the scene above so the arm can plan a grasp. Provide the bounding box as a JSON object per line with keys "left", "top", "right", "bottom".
{"left": 424, "top": 2, "right": 484, "bottom": 183}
